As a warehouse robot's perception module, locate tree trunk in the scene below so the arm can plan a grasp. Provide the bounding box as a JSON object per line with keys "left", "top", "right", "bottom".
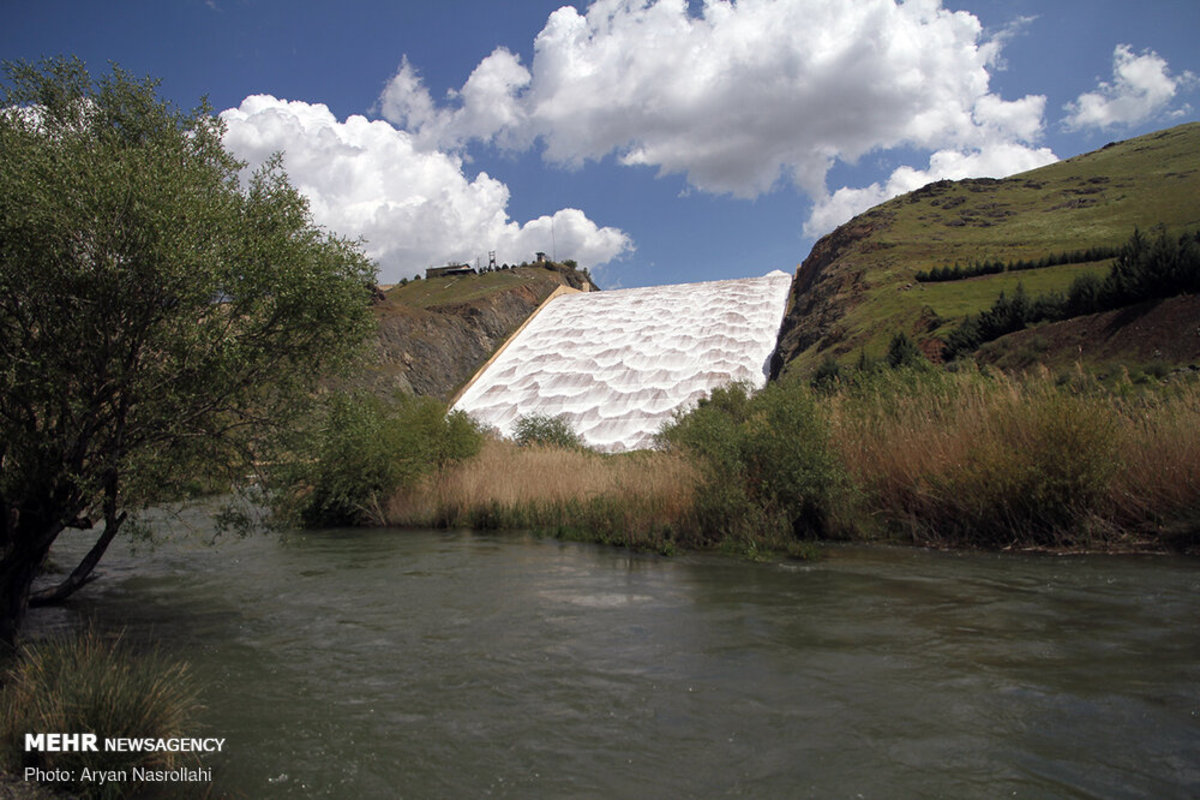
{"left": 29, "top": 511, "right": 126, "bottom": 607}
{"left": 0, "top": 521, "right": 62, "bottom": 650}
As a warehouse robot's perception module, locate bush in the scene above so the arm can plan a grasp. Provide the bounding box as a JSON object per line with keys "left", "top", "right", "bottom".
{"left": 1065, "top": 271, "right": 1102, "bottom": 317}
{"left": 1100, "top": 226, "right": 1200, "bottom": 306}
{"left": 1, "top": 629, "right": 201, "bottom": 799}
{"left": 658, "top": 382, "right": 846, "bottom": 547}
{"left": 885, "top": 332, "right": 924, "bottom": 368}
{"left": 942, "top": 227, "right": 1200, "bottom": 358}
{"left": 512, "top": 414, "right": 587, "bottom": 450}
{"left": 741, "top": 383, "right": 845, "bottom": 536}
{"left": 811, "top": 356, "right": 844, "bottom": 391}
{"left": 658, "top": 385, "right": 757, "bottom": 542}
{"left": 274, "top": 392, "right": 483, "bottom": 527}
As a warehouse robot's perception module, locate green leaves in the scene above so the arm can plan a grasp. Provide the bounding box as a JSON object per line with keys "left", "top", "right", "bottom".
{"left": 272, "top": 392, "right": 484, "bottom": 528}
{"left": 0, "top": 58, "right": 379, "bottom": 630}
{"left": 657, "top": 382, "right": 845, "bottom": 543}
{"left": 942, "top": 226, "right": 1200, "bottom": 360}
{"left": 512, "top": 413, "right": 587, "bottom": 450}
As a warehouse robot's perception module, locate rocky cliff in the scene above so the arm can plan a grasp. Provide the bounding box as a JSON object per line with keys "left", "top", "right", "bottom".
{"left": 768, "top": 213, "right": 884, "bottom": 380}
{"left": 371, "top": 264, "right": 592, "bottom": 401}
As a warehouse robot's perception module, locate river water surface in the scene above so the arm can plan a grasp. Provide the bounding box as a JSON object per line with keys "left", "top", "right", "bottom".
{"left": 33, "top": 510, "right": 1200, "bottom": 798}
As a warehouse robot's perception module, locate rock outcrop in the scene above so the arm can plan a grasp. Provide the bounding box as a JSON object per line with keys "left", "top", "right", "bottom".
{"left": 769, "top": 214, "right": 884, "bottom": 380}
{"left": 372, "top": 265, "right": 590, "bottom": 401}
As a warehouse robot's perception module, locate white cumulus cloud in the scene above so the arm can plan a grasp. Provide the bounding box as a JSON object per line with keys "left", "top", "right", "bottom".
{"left": 219, "top": 95, "right": 631, "bottom": 282}
{"left": 379, "top": 0, "right": 1056, "bottom": 239}
{"left": 379, "top": 51, "right": 531, "bottom": 152}
{"left": 381, "top": 0, "right": 1051, "bottom": 203}
{"left": 1063, "top": 44, "right": 1197, "bottom": 131}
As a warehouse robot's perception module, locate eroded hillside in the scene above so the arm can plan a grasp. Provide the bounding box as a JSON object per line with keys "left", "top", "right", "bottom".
{"left": 772, "top": 122, "right": 1200, "bottom": 379}
{"left": 371, "top": 263, "right": 593, "bottom": 400}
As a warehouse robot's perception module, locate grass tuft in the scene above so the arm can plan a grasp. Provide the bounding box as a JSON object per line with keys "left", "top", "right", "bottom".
{"left": 1, "top": 628, "right": 203, "bottom": 800}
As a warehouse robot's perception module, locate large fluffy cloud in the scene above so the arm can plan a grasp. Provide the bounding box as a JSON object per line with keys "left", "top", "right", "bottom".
{"left": 1063, "top": 44, "right": 1197, "bottom": 131}
{"left": 381, "top": 0, "right": 1055, "bottom": 236}
{"left": 220, "top": 95, "right": 632, "bottom": 282}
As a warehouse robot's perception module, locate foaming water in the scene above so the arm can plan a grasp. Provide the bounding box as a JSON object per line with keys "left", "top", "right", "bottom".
{"left": 452, "top": 271, "right": 792, "bottom": 452}
{"left": 34, "top": 515, "right": 1200, "bottom": 798}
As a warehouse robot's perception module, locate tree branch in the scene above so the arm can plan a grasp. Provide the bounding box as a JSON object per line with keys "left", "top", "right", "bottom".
{"left": 29, "top": 510, "right": 125, "bottom": 607}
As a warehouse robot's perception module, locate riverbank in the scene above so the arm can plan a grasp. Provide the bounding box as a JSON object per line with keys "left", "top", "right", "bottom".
{"left": 382, "top": 365, "right": 1200, "bottom": 556}
{"left": 386, "top": 439, "right": 699, "bottom": 555}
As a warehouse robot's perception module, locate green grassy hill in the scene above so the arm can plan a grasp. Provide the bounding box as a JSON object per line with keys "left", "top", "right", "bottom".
{"left": 772, "top": 122, "right": 1200, "bottom": 379}
{"left": 381, "top": 262, "right": 592, "bottom": 311}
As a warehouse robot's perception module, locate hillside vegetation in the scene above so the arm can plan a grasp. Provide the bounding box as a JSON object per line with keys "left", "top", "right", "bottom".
{"left": 772, "top": 122, "right": 1200, "bottom": 378}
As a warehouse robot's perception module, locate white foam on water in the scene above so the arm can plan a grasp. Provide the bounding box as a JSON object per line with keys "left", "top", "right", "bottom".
{"left": 451, "top": 270, "right": 793, "bottom": 452}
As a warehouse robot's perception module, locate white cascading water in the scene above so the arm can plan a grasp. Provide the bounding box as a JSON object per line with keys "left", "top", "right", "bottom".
{"left": 451, "top": 270, "right": 793, "bottom": 452}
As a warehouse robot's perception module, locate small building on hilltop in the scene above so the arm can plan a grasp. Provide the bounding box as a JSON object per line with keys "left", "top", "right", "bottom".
{"left": 426, "top": 263, "right": 476, "bottom": 280}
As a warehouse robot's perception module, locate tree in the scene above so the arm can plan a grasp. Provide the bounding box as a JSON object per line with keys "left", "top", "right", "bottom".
{"left": 513, "top": 413, "right": 587, "bottom": 450}
{"left": 0, "top": 58, "right": 377, "bottom": 644}
{"left": 885, "top": 332, "right": 924, "bottom": 369}
{"left": 272, "top": 392, "right": 483, "bottom": 528}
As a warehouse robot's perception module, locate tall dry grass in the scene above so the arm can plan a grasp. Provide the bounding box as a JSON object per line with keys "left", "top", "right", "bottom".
{"left": 1, "top": 628, "right": 203, "bottom": 799}
{"left": 380, "top": 369, "right": 1199, "bottom": 553}
{"left": 386, "top": 438, "right": 698, "bottom": 551}
{"left": 1108, "top": 380, "right": 1200, "bottom": 543}
{"left": 829, "top": 367, "right": 1200, "bottom": 548}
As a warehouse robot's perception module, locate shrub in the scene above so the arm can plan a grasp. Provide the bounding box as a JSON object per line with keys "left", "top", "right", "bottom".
{"left": 1065, "top": 271, "right": 1102, "bottom": 317}
{"left": 1, "top": 629, "right": 201, "bottom": 800}
{"left": 741, "top": 383, "right": 846, "bottom": 536}
{"left": 512, "top": 413, "right": 587, "bottom": 450}
{"left": 658, "top": 382, "right": 846, "bottom": 546}
{"left": 1100, "top": 226, "right": 1200, "bottom": 305}
{"left": 274, "top": 392, "right": 483, "bottom": 527}
{"left": 942, "top": 227, "right": 1200, "bottom": 358}
{"left": 885, "top": 332, "right": 924, "bottom": 369}
{"left": 811, "top": 355, "right": 843, "bottom": 391}
{"left": 658, "top": 385, "right": 757, "bottom": 542}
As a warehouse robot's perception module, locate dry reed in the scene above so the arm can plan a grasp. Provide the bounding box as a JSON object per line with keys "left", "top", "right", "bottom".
{"left": 386, "top": 438, "right": 698, "bottom": 549}
{"left": 829, "top": 368, "right": 1200, "bottom": 548}
{"left": 1109, "top": 381, "right": 1200, "bottom": 540}
{"left": 383, "top": 370, "right": 1199, "bottom": 552}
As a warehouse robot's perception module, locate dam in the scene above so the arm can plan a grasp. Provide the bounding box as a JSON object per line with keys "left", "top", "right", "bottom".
{"left": 451, "top": 270, "right": 793, "bottom": 452}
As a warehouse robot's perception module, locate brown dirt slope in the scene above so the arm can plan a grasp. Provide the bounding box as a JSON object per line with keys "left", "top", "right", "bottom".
{"left": 976, "top": 294, "right": 1200, "bottom": 372}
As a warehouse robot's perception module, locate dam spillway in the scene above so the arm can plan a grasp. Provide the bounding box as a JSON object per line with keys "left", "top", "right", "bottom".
{"left": 451, "top": 270, "right": 793, "bottom": 452}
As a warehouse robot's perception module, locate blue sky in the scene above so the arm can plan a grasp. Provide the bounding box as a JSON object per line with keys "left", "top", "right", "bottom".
{"left": 4, "top": 1, "right": 1198, "bottom": 288}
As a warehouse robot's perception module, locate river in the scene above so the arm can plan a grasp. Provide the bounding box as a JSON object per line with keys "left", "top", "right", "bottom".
{"left": 31, "top": 508, "right": 1200, "bottom": 798}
